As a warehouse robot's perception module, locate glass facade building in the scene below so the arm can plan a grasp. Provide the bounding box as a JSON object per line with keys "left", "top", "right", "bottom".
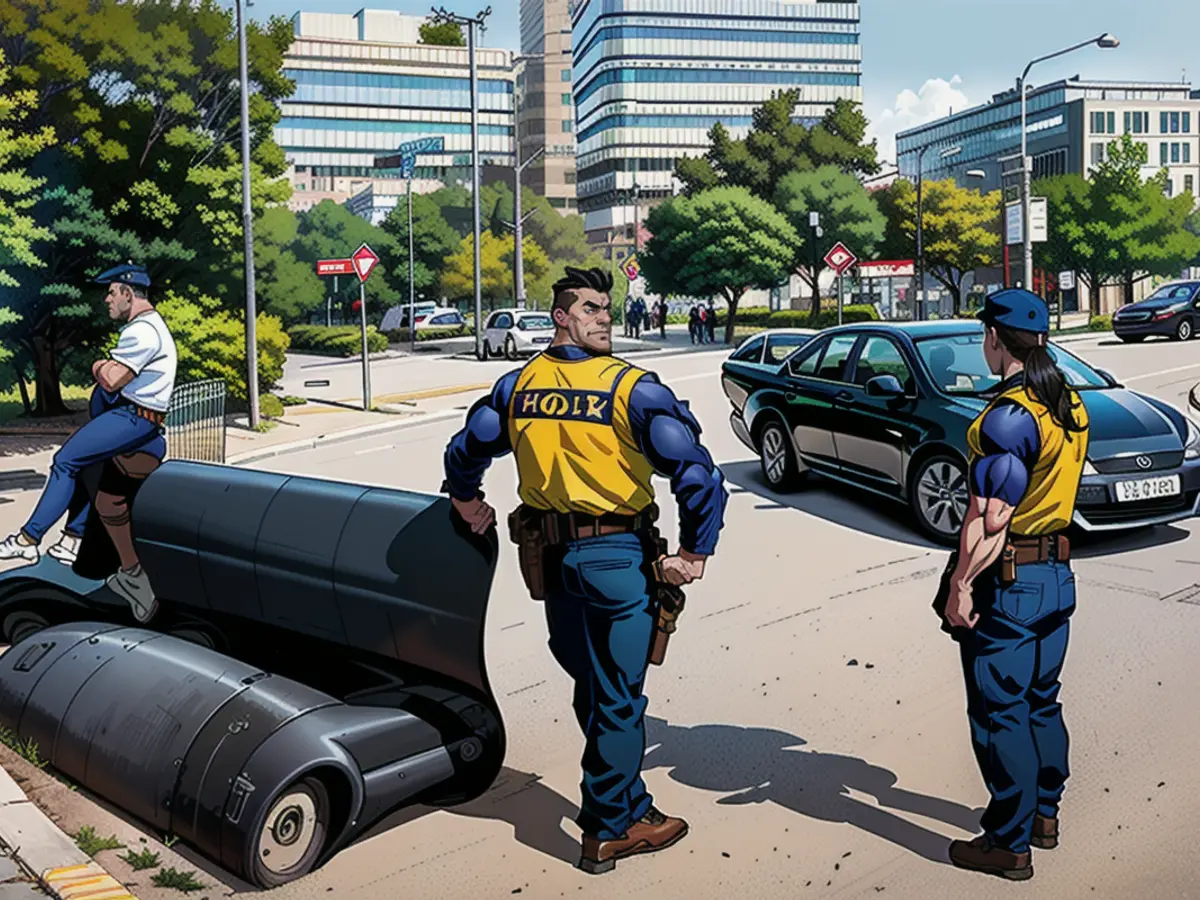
{"left": 571, "top": 0, "right": 862, "bottom": 248}
{"left": 517, "top": 0, "right": 578, "bottom": 211}
{"left": 278, "top": 10, "right": 515, "bottom": 211}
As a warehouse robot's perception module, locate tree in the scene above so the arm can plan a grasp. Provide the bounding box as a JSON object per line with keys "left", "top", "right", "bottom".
{"left": 0, "top": 48, "right": 54, "bottom": 288}
{"left": 877, "top": 178, "right": 1000, "bottom": 314}
{"left": 641, "top": 187, "right": 798, "bottom": 344}
{"left": 675, "top": 92, "right": 881, "bottom": 200}
{"left": 418, "top": 20, "right": 464, "bottom": 47}
{"left": 1033, "top": 175, "right": 1109, "bottom": 313}
{"left": 380, "top": 191, "right": 467, "bottom": 299}
{"left": 294, "top": 201, "right": 402, "bottom": 317}
{"left": 440, "top": 229, "right": 551, "bottom": 308}
{"left": 252, "top": 208, "right": 324, "bottom": 324}
{"left": 773, "top": 165, "right": 885, "bottom": 319}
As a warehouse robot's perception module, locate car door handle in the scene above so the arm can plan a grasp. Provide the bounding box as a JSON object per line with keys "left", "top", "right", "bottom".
{"left": 785, "top": 391, "right": 798, "bottom": 402}
{"left": 834, "top": 390, "right": 854, "bottom": 404}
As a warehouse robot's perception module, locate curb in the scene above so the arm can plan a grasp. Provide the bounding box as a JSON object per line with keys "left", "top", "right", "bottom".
{"left": 226, "top": 408, "right": 466, "bottom": 466}
{"left": 0, "top": 768, "right": 135, "bottom": 899}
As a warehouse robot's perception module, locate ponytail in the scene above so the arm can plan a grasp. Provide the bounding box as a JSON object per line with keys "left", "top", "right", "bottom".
{"left": 991, "top": 324, "right": 1085, "bottom": 436}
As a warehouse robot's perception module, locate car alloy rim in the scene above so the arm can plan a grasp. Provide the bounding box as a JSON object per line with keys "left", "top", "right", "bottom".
{"left": 917, "top": 460, "right": 969, "bottom": 534}
{"left": 1182, "top": 321, "right": 1192, "bottom": 339}
{"left": 762, "top": 427, "right": 787, "bottom": 484}
{"left": 260, "top": 789, "right": 318, "bottom": 874}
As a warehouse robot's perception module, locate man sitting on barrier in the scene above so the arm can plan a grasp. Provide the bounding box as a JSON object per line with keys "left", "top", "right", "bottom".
{"left": 0, "top": 263, "right": 177, "bottom": 623}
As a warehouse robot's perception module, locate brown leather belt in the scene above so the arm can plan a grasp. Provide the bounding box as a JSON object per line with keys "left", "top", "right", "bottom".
{"left": 132, "top": 404, "right": 166, "bottom": 426}
{"left": 1008, "top": 533, "right": 1070, "bottom": 565}
{"left": 531, "top": 504, "right": 658, "bottom": 544}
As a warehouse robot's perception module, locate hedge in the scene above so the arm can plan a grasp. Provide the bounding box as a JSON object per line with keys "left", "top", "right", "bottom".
{"left": 287, "top": 325, "right": 389, "bottom": 357}
{"left": 385, "top": 326, "right": 470, "bottom": 343}
{"left": 1089, "top": 315, "right": 1113, "bottom": 331}
{"left": 716, "top": 304, "right": 880, "bottom": 329}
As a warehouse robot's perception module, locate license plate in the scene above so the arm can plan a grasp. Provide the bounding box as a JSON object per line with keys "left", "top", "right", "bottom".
{"left": 1114, "top": 475, "right": 1181, "bottom": 502}
{"left": 534, "top": 337, "right": 551, "bottom": 344}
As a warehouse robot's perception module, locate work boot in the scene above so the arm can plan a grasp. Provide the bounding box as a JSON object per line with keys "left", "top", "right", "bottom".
{"left": 1031, "top": 815, "right": 1058, "bottom": 850}
{"left": 0, "top": 532, "right": 39, "bottom": 564}
{"left": 579, "top": 807, "right": 689, "bottom": 875}
{"left": 47, "top": 534, "right": 81, "bottom": 566}
{"left": 949, "top": 836, "right": 1033, "bottom": 881}
{"left": 106, "top": 564, "right": 158, "bottom": 624}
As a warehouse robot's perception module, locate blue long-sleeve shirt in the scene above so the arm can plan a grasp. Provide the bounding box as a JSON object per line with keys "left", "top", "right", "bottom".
{"left": 969, "top": 393, "right": 1041, "bottom": 507}
{"left": 442, "top": 345, "right": 727, "bottom": 555}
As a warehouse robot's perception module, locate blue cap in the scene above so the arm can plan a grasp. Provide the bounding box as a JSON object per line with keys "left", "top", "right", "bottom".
{"left": 978, "top": 288, "right": 1049, "bottom": 334}
{"left": 94, "top": 263, "right": 151, "bottom": 289}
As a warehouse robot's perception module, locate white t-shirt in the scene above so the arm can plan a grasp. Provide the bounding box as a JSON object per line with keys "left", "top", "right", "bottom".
{"left": 109, "top": 310, "right": 178, "bottom": 413}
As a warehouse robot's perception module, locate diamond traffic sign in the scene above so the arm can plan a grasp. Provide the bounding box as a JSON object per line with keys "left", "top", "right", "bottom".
{"left": 623, "top": 254, "right": 640, "bottom": 281}
{"left": 316, "top": 258, "right": 355, "bottom": 277}
{"left": 823, "top": 242, "right": 857, "bottom": 274}
{"left": 352, "top": 243, "right": 380, "bottom": 283}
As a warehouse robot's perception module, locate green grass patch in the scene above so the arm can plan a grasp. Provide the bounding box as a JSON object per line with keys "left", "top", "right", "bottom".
{"left": 152, "top": 867, "right": 205, "bottom": 892}
{"left": 74, "top": 825, "right": 123, "bottom": 857}
{"left": 0, "top": 384, "right": 92, "bottom": 425}
{"left": 119, "top": 848, "right": 161, "bottom": 870}
{"left": 0, "top": 725, "right": 48, "bottom": 769}
{"left": 280, "top": 395, "right": 307, "bottom": 406}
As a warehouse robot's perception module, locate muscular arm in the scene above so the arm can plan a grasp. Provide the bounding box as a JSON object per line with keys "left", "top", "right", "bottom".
{"left": 441, "top": 371, "right": 518, "bottom": 501}
{"left": 949, "top": 402, "right": 1040, "bottom": 592}
{"left": 627, "top": 376, "right": 727, "bottom": 556}
{"left": 92, "top": 359, "right": 135, "bottom": 391}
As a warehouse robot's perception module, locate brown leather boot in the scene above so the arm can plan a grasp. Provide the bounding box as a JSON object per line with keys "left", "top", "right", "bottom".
{"left": 1031, "top": 815, "right": 1058, "bottom": 850}
{"left": 579, "top": 808, "right": 689, "bottom": 874}
{"left": 949, "top": 836, "right": 1033, "bottom": 881}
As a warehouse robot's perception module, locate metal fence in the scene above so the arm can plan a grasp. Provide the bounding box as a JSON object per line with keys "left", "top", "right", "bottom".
{"left": 165, "top": 379, "right": 226, "bottom": 464}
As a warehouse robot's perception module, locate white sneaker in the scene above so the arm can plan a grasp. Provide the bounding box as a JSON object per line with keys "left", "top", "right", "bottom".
{"left": 47, "top": 534, "right": 81, "bottom": 566}
{"left": 106, "top": 565, "right": 158, "bottom": 623}
{"left": 0, "top": 533, "right": 39, "bottom": 564}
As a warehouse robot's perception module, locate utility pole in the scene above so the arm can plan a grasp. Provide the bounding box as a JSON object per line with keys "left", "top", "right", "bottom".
{"left": 407, "top": 171, "right": 416, "bottom": 353}
{"left": 433, "top": 6, "right": 492, "bottom": 359}
{"left": 236, "top": 0, "right": 259, "bottom": 428}
{"left": 808, "top": 211, "right": 821, "bottom": 321}
{"left": 510, "top": 53, "right": 544, "bottom": 309}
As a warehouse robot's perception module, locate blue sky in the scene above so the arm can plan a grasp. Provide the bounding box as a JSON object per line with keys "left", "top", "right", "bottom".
{"left": 248, "top": 0, "right": 1198, "bottom": 159}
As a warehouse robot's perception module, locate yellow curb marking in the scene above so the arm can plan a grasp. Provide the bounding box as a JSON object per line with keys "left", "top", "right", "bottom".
{"left": 43, "top": 864, "right": 135, "bottom": 900}
{"left": 333, "top": 383, "right": 491, "bottom": 405}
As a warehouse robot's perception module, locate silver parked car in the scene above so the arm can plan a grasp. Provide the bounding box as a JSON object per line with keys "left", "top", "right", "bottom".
{"left": 482, "top": 309, "right": 555, "bottom": 360}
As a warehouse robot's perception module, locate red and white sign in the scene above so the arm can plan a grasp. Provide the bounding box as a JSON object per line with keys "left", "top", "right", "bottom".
{"left": 823, "top": 241, "right": 858, "bottom": 274}
{"left": 316, "top": 258, "right": 355, "bottom": 276}
{"left": 352, "top": 243, "right": 380, "bottom": 283}
{"left": 858, "top": 260, "right": 915, "bottom": 278}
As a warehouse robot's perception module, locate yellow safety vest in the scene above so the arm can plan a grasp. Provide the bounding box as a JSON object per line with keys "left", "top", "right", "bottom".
{"left": 507, "top": 351, "right": 655, "bottom": 515}
{"left": 966, "top": 383, "right": 1089, "bottom": 536}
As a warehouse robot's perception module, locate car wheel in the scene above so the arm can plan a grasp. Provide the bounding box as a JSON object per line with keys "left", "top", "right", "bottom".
{"left": 1175, "top": 318, "right": 1193, "bottom": 341}
{"left": 909, "top": 453, "right": 970, "bottom": 545}
{"left": 2, "top": 609, "right": 50, "bottom": 646}
{"left": 757, "top": 419, "right": 804, "bottom": 492}
{"left": 250, "top": 776, "right": 331, "bottom": 888}
{"left": 1118, "top": 335, "right": 1145, "bottom": 343}
{"left": 505, "top": 335, "right": 519, "bottom": 361}
{"left": 480, "top": 339, "right": 490, "bottom": 360}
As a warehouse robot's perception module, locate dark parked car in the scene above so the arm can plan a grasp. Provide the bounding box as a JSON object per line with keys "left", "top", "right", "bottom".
{"left": 1113, "top": 281, "right": 1200, "bottom": 342}
{"left": 722, "top": 321, "right": 1200, "bottom": 544}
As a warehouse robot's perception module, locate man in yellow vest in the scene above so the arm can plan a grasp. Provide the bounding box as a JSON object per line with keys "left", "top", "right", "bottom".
{"left": 941, "top": 289, "right": 1089, "bottom": 881}
{"left": 442, "top": 266, "right": 727, "bottom": 874}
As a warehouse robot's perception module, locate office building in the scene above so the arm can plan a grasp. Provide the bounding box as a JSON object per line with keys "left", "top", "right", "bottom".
{"left": 571, "top": 0, "right": 863, "bottom": 254}
{"left": 278, "top": 10, "right": 515, "bottom": 211}
{"left": 517, "top": 0, "right": 577, "bottom": 212}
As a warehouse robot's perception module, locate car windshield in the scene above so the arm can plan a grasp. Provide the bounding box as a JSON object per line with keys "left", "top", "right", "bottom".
{"left": 517, "top": 314, "right": 553, "bottom": 330}
{"left": 1144, "top": 283, "right": 1198, "bottom": 303}
{"left": 913, "top": 333, "right": 1109, "bottom": 394}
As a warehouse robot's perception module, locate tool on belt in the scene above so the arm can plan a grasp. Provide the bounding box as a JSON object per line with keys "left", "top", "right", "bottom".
{"left": 648, "top": 529, "right": 686, "bottom": 667}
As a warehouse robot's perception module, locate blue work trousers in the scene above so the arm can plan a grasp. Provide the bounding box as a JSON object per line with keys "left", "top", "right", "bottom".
{"left": 543, "top": 532, "right": 656, "bottom": 841}
{"left": 23, "top": 388, "right": 165, "bottom": 543}
{"left": 959, "top": 559, "right": 1075, "bottom": 854}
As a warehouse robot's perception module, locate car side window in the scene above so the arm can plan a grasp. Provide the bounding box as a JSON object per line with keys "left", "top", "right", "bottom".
{"left": 789, "top": 340, "right": 826, "bottom": 377}
{"left": 496, "top": 314, "right": 512, "bottom": 329}
{"left": 854, "top": 337, "right": 915, "bottom": 392}
{"left": 730, "top": 336, "right": 765, "bottom": 362}
{"left": 765, "top": 334, "right": 812, "bottom": 363}
{"left": 815, "top": 335, "right": 858, "bottom": 382}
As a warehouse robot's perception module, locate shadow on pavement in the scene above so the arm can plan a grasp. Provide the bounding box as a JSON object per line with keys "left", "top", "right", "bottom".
{"left": 353, "top": 767, "right": 581, "bottom": 866}
{"left": 1070, "top": 523, "right": 1191, "bottom": 558}
{"left": 722, "top": 460, "right": 940, "bottom": 550}
{"left": 643, "top": 717, "right": 977, "bottom": 864}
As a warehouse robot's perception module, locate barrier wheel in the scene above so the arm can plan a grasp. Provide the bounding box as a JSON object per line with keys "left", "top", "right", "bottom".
{"left": 251, "top": 776, "right": 330, "bottom": 888}
{"left": 3, "top": 610, "right": 50, "bottom": 646}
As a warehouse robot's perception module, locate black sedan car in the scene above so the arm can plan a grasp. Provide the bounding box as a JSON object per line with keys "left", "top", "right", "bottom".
{"left": 1113, "top": 280, "right": 1200, "bottom": 342}
{"left": 722, "top": 321, "right": 1200, "bottom": 544}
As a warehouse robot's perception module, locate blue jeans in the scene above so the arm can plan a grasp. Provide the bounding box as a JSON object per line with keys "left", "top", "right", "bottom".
{"left": 23, "top": 388, "right": 166, "bottom": 543}
{"left": 959, "top": 559, "right": 1075, "bottom": 853}
{"left": 543, "top": 532, "right": 656, "bottom": 840}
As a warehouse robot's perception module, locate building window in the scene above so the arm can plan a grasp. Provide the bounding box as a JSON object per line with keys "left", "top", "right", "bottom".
{"left": 561, "top": 93, "right": 572, "bottom": 104}
{"left": 1161, "top": 142, "right": 1169, "bottom": 165}
{"left": 1186, "top": 175, "right": 1195, "bottom": 195}
{"left": 1166, "top": 179, "right": 1174, "bottom": 197}
{"left": 562, "top": 119, "right": 573, "bottom": 133}
{"left": 564, "top": 170, "right": 576, "bottom": 184}
{"left": 1124, "top": 111, "right": 1131, "bottom": 133}
{"left": 1185, "top": 143, "right": 1192, "bottom": 163}
{"left": 566, "top": 198, "right": 576, "bottom": 208}
{"left": 1171, "top": 142, "right": 1181, "bottom": 163}
{"left": 1185, "top": 112, "right": 1192, "bottom": 133}
{"left": 1161, "top": 112, "right": 1170, "bottom": 133}
{"left": 549, "top": 197, "right": 567, "bottom": 208}
{"left": 560, "top": 68, "right": 571, "bottom": 82}
{"left": 1091, "top": 142, "right": 1106, "bottom": 165}
{"left": 1107, "top": 111, "right": 1115, "bottom": 133}
{"left": 1171, "top": 112, "right": 1181, "bottom": 133}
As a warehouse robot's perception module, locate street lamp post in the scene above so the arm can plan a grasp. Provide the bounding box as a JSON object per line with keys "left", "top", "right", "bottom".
{"left": 432, "top": 5, "right": 492, "bottom": 359}
{"left": 235, "top": 0, "right": 259, "bottom": 428}
{"left": 509, "top": 53, "right": 544, "bottom": 309}
{"left": 1018, "top": 33, "right": 1119, "bottom": 292}
{"left": 914, "top": 144, "right": 961, "bottom": 320}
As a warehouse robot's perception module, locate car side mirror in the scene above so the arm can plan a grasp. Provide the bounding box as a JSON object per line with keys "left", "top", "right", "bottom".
{"left": 1097, "top": 369, "right": 1118, "bottom": 386}
{"left": 866, "top": 374, "right": 905, "bottom": 398}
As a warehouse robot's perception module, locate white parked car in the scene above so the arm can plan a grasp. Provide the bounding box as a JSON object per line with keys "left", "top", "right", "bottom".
{"left": 483, "top": 308, "right": 555, "bottom": 359}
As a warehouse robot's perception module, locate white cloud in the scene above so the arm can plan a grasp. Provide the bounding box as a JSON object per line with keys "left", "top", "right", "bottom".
{"left": 869, "top": 76, "right": 971, "bottom": 164}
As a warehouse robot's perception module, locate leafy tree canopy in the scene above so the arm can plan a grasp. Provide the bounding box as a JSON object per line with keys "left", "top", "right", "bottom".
{"left": 418, "top": 20, "right": 464, "bottom": 47}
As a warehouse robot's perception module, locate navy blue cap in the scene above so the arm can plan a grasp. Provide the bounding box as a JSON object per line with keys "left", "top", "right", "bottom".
{"left": 977, "top": 288, "right": 1049, "bottom": 334}
{"left": 94, "top": 263, "right": 151, "bottom": 289}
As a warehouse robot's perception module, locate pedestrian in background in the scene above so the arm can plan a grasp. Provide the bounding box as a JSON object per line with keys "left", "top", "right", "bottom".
{"left": 688, "top": 306, "right": 700, "bottom": 344}
{"left": 705, "top": 301, "right": 717, "bottom": 343}
{"left": 939, "top": 289, "right": 1089, "bottom": 882}
{"left": 657, "top": 300, "right": 667, "bottom": 339}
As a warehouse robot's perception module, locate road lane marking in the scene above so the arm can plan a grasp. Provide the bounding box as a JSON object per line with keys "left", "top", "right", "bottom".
{"left": 1124, "top": 362, "right": 1200, "bottom": 383}
{"left": 757, "top": 606, "right": 821, "bottom": 629}
{"left": 353, "top": 445, "right": 394, "bottom": 456}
